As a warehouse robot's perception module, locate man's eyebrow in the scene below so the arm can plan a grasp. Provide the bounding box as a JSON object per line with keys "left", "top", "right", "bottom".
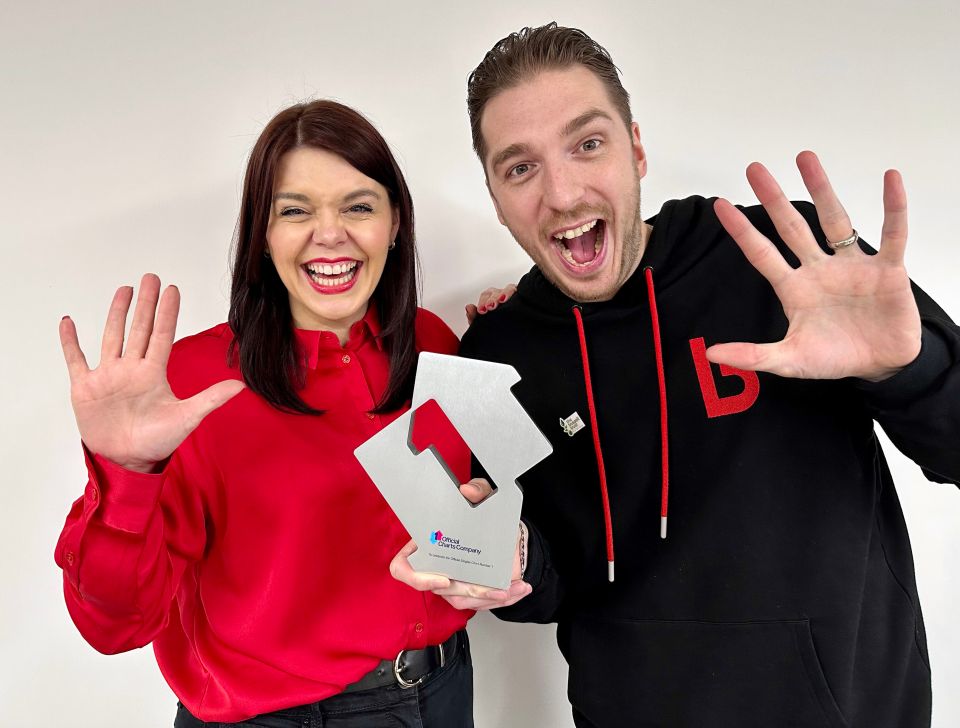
{"left": 489, "top": 109, "right": 616, "bottom": 172}
{"left": 490, "top": 143, "right": 531, "bottom": 172}
{"left": 560, "top": 108, "right": 614, "bottom": 138}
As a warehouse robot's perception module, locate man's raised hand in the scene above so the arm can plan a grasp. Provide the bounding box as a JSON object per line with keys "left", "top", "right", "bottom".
{"left": 710, "top": 151, "right": 921, "bottom": 382}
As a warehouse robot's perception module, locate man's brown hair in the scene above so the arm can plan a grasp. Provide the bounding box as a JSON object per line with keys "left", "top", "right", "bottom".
{"left": 467, "top": 22, "right": 633, "bottom": 166}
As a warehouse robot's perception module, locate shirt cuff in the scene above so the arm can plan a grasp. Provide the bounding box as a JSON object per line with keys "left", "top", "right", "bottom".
{"left": 84, "top": 445, "right": 165, "bottom": 534}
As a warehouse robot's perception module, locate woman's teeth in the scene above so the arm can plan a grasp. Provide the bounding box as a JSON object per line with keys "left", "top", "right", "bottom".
{"left": 305, "top": 261, "right": 359, "bottom": 287}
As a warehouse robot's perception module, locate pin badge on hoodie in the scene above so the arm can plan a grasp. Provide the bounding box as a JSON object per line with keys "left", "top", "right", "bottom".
{"left": 354, "top": 353, "right": 552, "bottom": 589}
{"left": 560, "top": 412, "right": 585, "bottom": 437}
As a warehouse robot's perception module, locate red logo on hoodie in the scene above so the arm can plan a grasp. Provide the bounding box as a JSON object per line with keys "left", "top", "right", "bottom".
{"left": 688, "top": 337, "right": 759, "bottom": 418}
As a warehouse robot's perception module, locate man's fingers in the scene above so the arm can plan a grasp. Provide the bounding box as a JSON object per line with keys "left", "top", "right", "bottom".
{"left": 465, "top": 304, "right": 478, "bottom": 325}
{"left": 879, "top": 169, "right": 908, "bottom": 265}
{"left": 180, "top": 379, "right": 246, "bottom": 431}
{"left": 124, "top": 274, "right": 162, "bottom": 359}
{"left": 100, "top": 286, "right": 134, "bottom": 362}
{"left": 795, "top": 151, "right": 856, "bottom": 249}
{"left": 706, "top": 341, "right": 783, "bottom": 377}
{"left": 745, "top": 162, "right": 824, "bottom": 265}
{"left": 714, "top": 199, "right": 792, "bottom": 288}
{"left": 389, "top": 540, "right": 451, "bottom": 591}
{"left": 145, "top": 285, "right": 181, "bottom": 364}
{"left": 59, "top": 316, "right": 90, "bottom": 381}
{"left": 459, "top": 477, "right": 494, "bottom": 505}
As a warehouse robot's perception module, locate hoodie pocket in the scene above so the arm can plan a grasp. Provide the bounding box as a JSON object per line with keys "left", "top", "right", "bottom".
{"left": 567, "top": 616, "right": 848, "bottom": 728}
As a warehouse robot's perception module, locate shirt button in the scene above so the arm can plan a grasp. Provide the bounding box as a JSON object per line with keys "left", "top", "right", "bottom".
{"left": 366, "top": 413, "right": 375, "bottom": 420}
{"left": 89, "top": 489, "right": 98, "bottom": 503}
{"left": 342, "top": 354, "right": 351, "bottom": 364}
{"left": 414, "top": 622, "right": 424, "bottom": 633}
{"left": 65, "top": 551, "right": 75, "bottom": 566}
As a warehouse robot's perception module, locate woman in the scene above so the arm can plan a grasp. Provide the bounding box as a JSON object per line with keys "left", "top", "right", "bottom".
{"left": 55, "top": 100, "right": 476, "bottom": 727}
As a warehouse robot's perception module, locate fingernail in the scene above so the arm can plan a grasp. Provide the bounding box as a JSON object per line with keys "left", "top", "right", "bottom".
{"left": 61, "top": 315, "right": 69, "bottom": 321}
{"left": 498, "top": 294, "right": 507, "bottom": 302}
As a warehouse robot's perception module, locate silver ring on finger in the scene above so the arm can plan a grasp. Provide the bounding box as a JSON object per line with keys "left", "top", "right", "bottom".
{"left": 827, "top": 229, "right": 859, "bottom": 250}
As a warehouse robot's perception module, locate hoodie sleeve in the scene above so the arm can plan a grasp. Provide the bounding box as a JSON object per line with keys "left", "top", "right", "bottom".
{"left": 853, "top": 284, "right": 960, "bottom": 486}
{"left": 492, "top": 517, "right": 567, "bottom": 624}
{"left": 778, "top": 202, "right": 960, "bottom": 486}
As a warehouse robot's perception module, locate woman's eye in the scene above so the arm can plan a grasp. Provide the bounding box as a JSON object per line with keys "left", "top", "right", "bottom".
{"left": 280, "top": 207, "right": 307, "bottom": 217}
{"left": 509, "top": 163, "right": 531, "bottom": 178}
{"left": 349, "top": 203, "right": 374, "bottom": 214}
{"left": 581, "top": 139, "right": 601, "bottom": 152}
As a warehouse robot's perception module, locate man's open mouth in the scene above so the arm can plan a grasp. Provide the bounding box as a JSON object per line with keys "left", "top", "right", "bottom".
{"left": 552, "top": 219, "right": 605, "bottom": 268}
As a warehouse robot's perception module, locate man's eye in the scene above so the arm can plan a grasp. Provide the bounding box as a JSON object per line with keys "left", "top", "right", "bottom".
{"left": 509, "top": 163, "right": 530, "bottom": 178}
{"left": 581, "top": 139, "right": 601, "bottom": 152}
{"left": 280, "top": 207, "right": 307, "bottom": 217}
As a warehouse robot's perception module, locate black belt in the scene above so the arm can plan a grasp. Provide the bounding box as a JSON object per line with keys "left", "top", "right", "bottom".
{"left": 343, "top": 630, "right": 460, "bottom": 693}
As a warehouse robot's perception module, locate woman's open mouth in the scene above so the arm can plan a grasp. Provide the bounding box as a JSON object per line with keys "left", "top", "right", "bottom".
{"left": 302, "top": 259, "right": 362, "bottom": 293}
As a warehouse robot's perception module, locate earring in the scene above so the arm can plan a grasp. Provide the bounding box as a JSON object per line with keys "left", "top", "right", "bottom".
{"left": 388, "top": 239, "right": 397, "bottom": 250}
{"left": 263, "top": 249, "right": 271, "bottom": 259}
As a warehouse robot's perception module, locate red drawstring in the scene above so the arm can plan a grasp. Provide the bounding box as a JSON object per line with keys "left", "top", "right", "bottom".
{"left": 644, "top": 267, "right": 670, "bottom": 539}
{"left": 572, "top": 306, "right": 616, "bottom": 582}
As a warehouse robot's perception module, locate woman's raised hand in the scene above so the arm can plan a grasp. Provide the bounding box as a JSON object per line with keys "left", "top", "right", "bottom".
{"left": 59, "top": 273, "right": 245, "bottom": 473}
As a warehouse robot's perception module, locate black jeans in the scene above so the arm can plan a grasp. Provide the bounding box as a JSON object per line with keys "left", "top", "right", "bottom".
{"left": 173, "top": 631, "right": 473, "bottom": 728}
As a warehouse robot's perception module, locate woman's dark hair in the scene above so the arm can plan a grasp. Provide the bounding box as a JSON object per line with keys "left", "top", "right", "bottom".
{"left": 228, "top": 100, "right": 419, "bottom": 415}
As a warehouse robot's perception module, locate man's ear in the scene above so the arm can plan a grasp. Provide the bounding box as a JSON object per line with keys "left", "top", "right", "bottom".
{"left": 631, "top": 122, "right": 647, "bottom": 180}
{"left": 486, "top": 179, "right": 507, "bottom": 226}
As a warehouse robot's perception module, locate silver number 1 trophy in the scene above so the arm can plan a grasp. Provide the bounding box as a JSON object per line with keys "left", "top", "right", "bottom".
{"left": 354, "top": 353, "right": 552, "bottom": 588}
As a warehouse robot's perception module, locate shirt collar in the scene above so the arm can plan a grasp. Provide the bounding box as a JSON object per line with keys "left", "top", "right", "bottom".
{"left": 293, "top": 303, "right": 384, "bottom": 370}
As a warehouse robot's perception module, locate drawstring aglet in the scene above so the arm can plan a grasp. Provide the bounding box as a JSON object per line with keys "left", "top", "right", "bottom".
{"left": 608, "top": 560, "right": 615, "bottom": 582}
{"left": 660, "top": 516, "right": 668, "bottom": 539}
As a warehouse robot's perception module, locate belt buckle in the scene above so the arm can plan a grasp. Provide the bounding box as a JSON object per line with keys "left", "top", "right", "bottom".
{"left": 393, "top": 641, "right": 446, "bottom": 689}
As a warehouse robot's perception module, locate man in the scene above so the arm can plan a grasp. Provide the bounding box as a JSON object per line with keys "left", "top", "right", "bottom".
{"left": 394, "top": 23, "right": 959, "bottom": 727}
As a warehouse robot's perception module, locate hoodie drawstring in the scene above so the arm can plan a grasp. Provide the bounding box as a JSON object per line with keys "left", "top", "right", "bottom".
{"left": 571, "top": 267, "right": 672, "bottom": 583}
{"left": 644, "top": 267, "right": 670, "bottom": 539}
{"left": 572, "top": 305, "right": 615, "bottom": 582}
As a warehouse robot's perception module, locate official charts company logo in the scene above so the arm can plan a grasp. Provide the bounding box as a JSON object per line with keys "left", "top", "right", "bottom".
{"left": 428, "top": 529, "right": 482, "bottom": 555}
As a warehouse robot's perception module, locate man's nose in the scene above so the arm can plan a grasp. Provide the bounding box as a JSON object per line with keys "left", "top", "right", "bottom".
{"left": 541, "top": 161, "right": 585, "bottom": 212}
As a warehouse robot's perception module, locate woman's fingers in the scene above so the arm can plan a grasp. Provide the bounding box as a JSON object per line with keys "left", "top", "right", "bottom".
{"left": 179, "top": 379, "right": 246, "bottom": 431}
{"left": 145, "top": 284, "right": 181, "bottom": 364}
{"left": 124, "top": 274, "right": 162, "bottom": 359}
{"left": 100, "top": 285, "right": 134, "bottom": 362}
{"left": 389, "top": 540, "right": 451, "bottom": 592}
{"left": 58, "top": 316, "right": 89, "bottom": 382}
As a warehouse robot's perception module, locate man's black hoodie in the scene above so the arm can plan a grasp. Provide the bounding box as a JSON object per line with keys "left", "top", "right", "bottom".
{"left": 459, "top": 196, "right": 960, "bottom": 728}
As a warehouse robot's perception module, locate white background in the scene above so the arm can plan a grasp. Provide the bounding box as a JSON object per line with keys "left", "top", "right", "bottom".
{"left": 2, "top": 1, "right": 958, "bottom": 726}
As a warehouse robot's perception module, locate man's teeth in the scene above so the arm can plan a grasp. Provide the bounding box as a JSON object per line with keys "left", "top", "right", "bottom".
{"left": 553, "top": 219, "right": 599, "bottom": 241}
{"left": 558, "top": 238, "right": 603, "bottom": 265}
{"left": 305, "top": 261, "right": 359, "bottom": 286}
{"left": 306, "top": 261, "right": 358, "bottom": 276}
